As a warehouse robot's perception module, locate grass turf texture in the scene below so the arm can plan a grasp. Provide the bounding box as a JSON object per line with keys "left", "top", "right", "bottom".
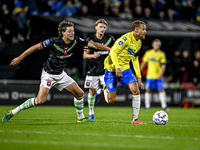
{"left": 0, "top": 106, "right": 199, "bottom": 150}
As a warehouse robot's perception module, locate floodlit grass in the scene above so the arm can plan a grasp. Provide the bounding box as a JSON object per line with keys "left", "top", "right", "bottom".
{"left": 0, "top": 105, "right": 200, "bottom": 150}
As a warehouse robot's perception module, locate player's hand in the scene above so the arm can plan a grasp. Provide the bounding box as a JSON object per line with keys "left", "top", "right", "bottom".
{"left": 10, "top": 57, "right": 22, "bottom": 66}
{"left": 93, "top": 53, "right": 100, "bottom": 59}
{"left": 139, "top": 82, "right": 144, "bottom": 90}
{"left": 116, "top": 68, "right": 123, "bottom": 78}
{"left": 137, "top": 77, "right": 144, "bottom": 90}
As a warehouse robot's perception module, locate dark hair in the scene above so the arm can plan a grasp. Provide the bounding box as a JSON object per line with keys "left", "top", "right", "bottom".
{"left": 132, "top": 20, "right": 145, "bottom": 31}
{"left": 58, "top": 20, "right": 74, "bottom": 37}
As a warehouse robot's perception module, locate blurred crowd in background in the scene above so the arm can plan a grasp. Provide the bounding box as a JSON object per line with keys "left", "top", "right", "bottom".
{"left": 1, "top": 0, "right": 200, "bottom": 86}
{"left": 164, "top": 49, "right": 200, "bottom": 86}
{"left": 1, "top": 0, "right": 200, "bottom": 43}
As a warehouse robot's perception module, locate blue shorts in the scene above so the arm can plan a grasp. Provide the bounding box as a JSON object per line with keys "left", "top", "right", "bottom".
{"left": 104, "top": 68, "right": 137, "bottom": 92}
{"left": 145, "top": 78, "right": 164, "bottom": 90}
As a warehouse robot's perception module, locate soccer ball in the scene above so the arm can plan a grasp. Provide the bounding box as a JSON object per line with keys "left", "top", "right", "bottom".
{"left": 153, "top": 110, "right": 168, "bottom": 125}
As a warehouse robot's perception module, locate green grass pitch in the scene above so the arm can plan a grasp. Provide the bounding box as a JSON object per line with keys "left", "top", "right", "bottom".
{"left": 0, "top": 105, "right": 200, "bottom": 150}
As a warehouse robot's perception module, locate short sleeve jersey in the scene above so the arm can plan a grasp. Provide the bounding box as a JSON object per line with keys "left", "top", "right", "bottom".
{"left": 104, "top": 32, "right": 142, "bottom": 77}
{"left": 40, "top": 36, "right": 88, "bottom": 74}
{"left": 84, "top": 34, "right": 115, "bottom": 76}
{"left": 143, "top": 49, "right": 167, "bottom": 79}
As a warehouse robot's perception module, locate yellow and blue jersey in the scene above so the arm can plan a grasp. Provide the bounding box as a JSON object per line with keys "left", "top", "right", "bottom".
{"left": 104, "top": 32, "right": 142, "bottom": 78}
{"left": 143, "top": 49, "right": 166, "bottom": 79}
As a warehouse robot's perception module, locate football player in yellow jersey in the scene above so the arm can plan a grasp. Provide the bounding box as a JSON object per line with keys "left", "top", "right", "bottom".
{"left": 140, "top": 38, "right": 168, "bottom": 111}
{"left": 103, "top": 20, "right": 146, "bottom": 124}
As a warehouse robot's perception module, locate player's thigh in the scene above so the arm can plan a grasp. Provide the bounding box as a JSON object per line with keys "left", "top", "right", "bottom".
{"left": 107, "top": 90, "right": 117, "bottom": 102}
{"left": 37, "top": 85, "right": 50, "bottom": 104}
{"left": 64, "top": 82, "right": 84, "bottom": 98}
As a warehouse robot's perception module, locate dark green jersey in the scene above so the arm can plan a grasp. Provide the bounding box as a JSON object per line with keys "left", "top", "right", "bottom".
{"left": 84, "top": 34, "right": 115, "bottom": 76}
{"left": 41, "top": 36, "right": 88, "bottom": 74}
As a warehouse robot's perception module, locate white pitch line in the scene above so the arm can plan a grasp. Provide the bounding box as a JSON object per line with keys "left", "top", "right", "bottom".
{"left": 0, "top": 129, "right": 199, "bottom": 141}
{"left": 0, "top": 138, "right": 178, "bottom": 150}
{"left": 0, "top": 129, "right": 174, "bottom": 140}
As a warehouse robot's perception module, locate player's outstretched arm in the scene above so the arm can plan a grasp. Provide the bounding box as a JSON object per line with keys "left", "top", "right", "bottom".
{"left": 83, "top": 50, "right": 100, "bottom": 59}
{"left": 87, "top": 41, "right": 111, "bottom": 51}
{"left": 10, "top": 43, "right": 42, "bottom": 66}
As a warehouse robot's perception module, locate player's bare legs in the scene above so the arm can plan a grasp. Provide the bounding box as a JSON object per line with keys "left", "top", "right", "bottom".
{"left": 127, "top": 82, "right": 146, "bottom": 124}
{"left": 64, "top": 82, "right": 95, "bottom": 122}
{"left": 64, "top": 82, "right": 84, "bottom": 98}
{"left": 36, "top": 86, "right": 50, "bottom": 104}
{"left": 2, "top": 86, "right": 49, "bottom": 122}
{"left": 106, "top": 91, "right": 117, "bottom": 104}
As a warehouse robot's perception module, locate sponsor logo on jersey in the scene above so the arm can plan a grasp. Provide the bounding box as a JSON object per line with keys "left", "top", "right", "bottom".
{"left": 149, "top": 58, "right": 159, "bottom": 62}
{"left": 95, "top": 51, "right": 109, "bottom": 55}
{"left": 127, "top": 48, "right": 136, "bottom": 55}
{"left": 57, "top": 53, "right": 73, "bottom": 59}
{"left": 45, "top": 39, "right": 50, "bottom": 45}
{"left": 118, "top": 41, "right": 123, "bottom": 45}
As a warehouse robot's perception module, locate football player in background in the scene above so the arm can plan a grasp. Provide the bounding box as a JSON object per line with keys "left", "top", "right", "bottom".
{"left": 2, "top": 20, "right": 111, "bottom": 122}
{"left": 103, "top": 20, "right": 146, "bottom": 124}
{"left": 140, "top": 38, "right": 168, "bottom": 111}
{"left": 83, "top": 19, "right": 115, "bottom": 119}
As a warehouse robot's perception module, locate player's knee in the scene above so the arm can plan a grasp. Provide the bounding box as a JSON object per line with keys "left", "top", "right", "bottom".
{"left": 89, "top": 89, "right": 96, "bottom": 96}
{"left": 132, "top": 89, "right": 140, "bottom": 95}
{"left": 76, "top": 89, "right": 84, "bottom": 98}
{"left": 108, "top": 97, "right": 115, "bottom": 104}
{"left": 36, "top": 97, "right": 46, "bottom": 104}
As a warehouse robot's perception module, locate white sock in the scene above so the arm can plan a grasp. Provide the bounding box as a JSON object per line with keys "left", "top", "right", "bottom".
{"left": 159, "top": 91, "right": 167, "bottom": 109}
{"left": 12, "top": 98, "right": 37, "bottom": 115}
{"left": 132, "top": 95, "right": 141, "bottom": 121}
{"left": 74, "top": 97, "right": 85, "bottom": 120}
{"left": 145, "top": 92, "right": 151, "bottom": 109}
{"left": 88, "top": 93, "right": 95, "bottom": 115}
{"left": 104, "top": 88, "right": 109, "bottom": 103}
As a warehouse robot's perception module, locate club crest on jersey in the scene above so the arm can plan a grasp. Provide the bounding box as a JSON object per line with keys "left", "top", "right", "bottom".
{"left": 47, "top": 81, "right": 51, "bottom": 87}
{"left": 118, "top": 41, "right": 123, "bottom": 45}
{"left": 64, "top": 50, "right": 68, "bottom": 55}
{"left": 109, "top": 83, "right": 113, "bottom": 89}
{"left": 86, "top": 82, "right": 90, "bottom": 86}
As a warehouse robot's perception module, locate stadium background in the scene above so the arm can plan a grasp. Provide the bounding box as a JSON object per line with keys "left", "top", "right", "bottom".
{"left": 0, "top": 0, "right": 200, "bottom": 107}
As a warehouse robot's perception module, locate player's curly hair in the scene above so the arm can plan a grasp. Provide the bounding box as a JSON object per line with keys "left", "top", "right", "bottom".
{"left": 132, "top": 20, "right": 145, "bottom": 31}
{"left": 58, "top": 20, "right": 74, "bottom": 37}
